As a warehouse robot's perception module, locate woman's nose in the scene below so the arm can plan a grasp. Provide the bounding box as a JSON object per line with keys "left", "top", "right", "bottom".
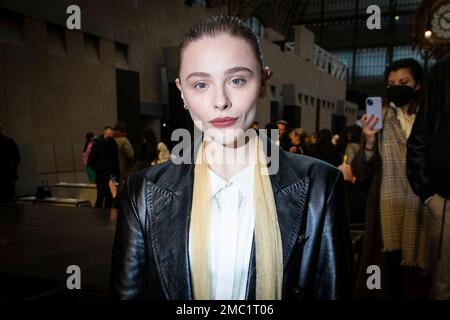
{"left": 214, "top": 87, "right": 231, "bottom": 110}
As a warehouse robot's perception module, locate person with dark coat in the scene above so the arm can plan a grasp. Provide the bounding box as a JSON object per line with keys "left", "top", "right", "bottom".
{"left": 407, "top": 53, "right": 450, "bottom": 299}
{"left": 88, "top": 126, "right": 120, "bottom": 208}
{"left": 141, "top": 128, "right": 159, "bottom": 166}
{"left": 276, "top": 120, "right": 291, "bottom": 151}
{"left": 0, "top": 125, "right": 20, "bottom": 202}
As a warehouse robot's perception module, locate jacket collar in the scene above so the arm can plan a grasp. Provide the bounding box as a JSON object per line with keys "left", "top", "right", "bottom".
{"left": 147, "top": 132, "right": 310, "bottom": 299}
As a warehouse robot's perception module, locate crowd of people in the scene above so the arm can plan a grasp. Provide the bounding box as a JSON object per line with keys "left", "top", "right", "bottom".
{"left": 1, "top": 45, "right": 448, "bottom": 300}
{"left": 248, "top": 55, "right": 449, "bottom": 300}
{"left": 81, "top": 122, "right": 170, "bottom": 208}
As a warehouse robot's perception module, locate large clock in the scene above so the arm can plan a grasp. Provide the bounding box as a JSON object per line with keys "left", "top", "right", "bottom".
{"left": 412, "top": 0, "right": 450, "bottom": 60}
{"left": 431, "top": 3, "right": 450, "bottom": 39}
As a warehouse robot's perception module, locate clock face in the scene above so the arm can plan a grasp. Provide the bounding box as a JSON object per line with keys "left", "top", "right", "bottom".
{"left": 432, "top": 3, "right": 450, "bottom": 39}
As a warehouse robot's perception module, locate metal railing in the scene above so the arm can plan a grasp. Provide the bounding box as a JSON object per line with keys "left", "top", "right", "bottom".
{"left": 313, "top": 44, "right": 347, "bottom": 81}
{"left": 284, "top": 42, "right": 347, "bottom": 81}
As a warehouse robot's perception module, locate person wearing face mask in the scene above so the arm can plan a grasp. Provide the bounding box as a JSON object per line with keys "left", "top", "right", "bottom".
{"left": 352, "top": 59, "right": 430, "bottom": 299}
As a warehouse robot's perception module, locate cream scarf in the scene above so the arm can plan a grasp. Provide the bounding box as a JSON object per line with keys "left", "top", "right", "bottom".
{"left": 189, "top": 135, "right": 283, "bottom": 300}
{"left": 379, "top": 106, "right": 429, "bottom": 269}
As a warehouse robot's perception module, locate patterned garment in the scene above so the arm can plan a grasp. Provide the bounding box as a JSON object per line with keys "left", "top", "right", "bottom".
{"left": 379, "top": 106, "right": 430, "bottom": 269}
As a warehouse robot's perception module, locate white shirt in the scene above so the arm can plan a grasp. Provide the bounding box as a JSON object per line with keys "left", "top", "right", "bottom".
{"left": 208, "top": 164, "right": 255, "bottom": 300}
{"left": 391, "top": 102, "right": 416, "bottom": 139}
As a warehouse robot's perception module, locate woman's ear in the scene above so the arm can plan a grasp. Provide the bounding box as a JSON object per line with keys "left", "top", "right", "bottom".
{"left": 260, "top": 66, "right": 272, "bottom": 99}
{"left": 175, "top": 78, "right": 186, "bottom": 102}
{"left": 175, "top": 78, "right": 182, "bottom": 93}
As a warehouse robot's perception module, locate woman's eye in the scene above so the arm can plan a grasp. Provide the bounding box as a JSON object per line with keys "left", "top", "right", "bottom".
{"left": 193, "top": 82, "right": 207, "bottom": 89}
{"left": 231, "top": 78, "right": 246, "bottom": 86}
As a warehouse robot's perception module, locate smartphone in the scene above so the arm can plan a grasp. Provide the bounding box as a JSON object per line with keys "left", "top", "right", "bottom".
{"left": 365, "top": 97, "right": 383, "bottom": 130}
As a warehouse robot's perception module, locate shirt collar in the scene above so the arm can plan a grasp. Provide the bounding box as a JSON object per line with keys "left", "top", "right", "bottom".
{"left": 209, "top": 164, "right": 254, "bottom": 197}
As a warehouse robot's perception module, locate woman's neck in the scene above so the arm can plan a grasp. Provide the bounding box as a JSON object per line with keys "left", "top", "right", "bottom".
{"left": 204, "top": 135, "right": 257, "bottom": 181}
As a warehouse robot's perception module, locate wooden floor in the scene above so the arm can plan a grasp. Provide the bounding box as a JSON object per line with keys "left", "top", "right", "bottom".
{"left": 0, "top": 203, "right": 117, "bottom": 299}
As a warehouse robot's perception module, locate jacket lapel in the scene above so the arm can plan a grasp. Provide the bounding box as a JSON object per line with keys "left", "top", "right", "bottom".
{"left": 245, "top": 144, "right": 310, "bottom": 298}
{"left": 272, "top": 168, "right": 310, "bottom": 270}
{"left": 147, "top": 163, "right": 194, "bottom": 300}
{"left": 149, "top": 135, "right": 310, "bottom": 300}
{"left": 263, "top": 137, "right": 311, "bottom": 269}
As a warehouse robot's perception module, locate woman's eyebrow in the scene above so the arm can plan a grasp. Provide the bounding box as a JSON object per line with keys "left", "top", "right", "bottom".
{"left": 225, "top": 66, "right": 253, "bottom": 75}
{"left": 186, "top": 72, "right": 210, "bottom": 81}
{"left": 185, "top": 67, "right": 253, "bottom": 81}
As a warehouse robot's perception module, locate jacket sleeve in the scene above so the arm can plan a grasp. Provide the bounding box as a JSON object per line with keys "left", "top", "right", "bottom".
{"left": 124, "top": 139, "right": 135, "bottom": 163}
{"left": 112, "top": 141, "right": 120, "bottom": 178}
{"left": 351, "top": 136, "right": 380, "bottom": 185}
{"left": 87, "top": 143, "right": 98, "bottom": 171}
{"left": 109, "top": 178, "right": 146, "bottom": 299}
{"left": 406, "top": 74, "right": 436, "bottom": 203}
{"left": 315, "top": 172, "right": 353, "bottom": 299}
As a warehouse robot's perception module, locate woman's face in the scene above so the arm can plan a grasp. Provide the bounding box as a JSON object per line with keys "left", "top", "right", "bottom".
{"left": 387, "top": 68, "right": 419, "bottom": 90}
{"left": 176, "top": 33, "right": 264, "bottom": 146}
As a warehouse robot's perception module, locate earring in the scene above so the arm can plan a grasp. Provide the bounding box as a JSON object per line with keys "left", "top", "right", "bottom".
{"left": 183, "top": 104, "right": 189, "bottom": 110}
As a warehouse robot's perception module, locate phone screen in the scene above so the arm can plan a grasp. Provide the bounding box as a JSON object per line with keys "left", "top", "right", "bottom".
{"left": 365, "top": 97, "right": 383, "bottom": 130}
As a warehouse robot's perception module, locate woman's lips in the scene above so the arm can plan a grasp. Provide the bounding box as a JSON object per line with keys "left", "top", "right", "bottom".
{"left": 209, "top": 117, "right": 238, "bottom": 128}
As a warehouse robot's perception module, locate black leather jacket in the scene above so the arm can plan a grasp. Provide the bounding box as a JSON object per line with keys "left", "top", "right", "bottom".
{"left": 109, "top": 136, "right": 352, "bottom": 300}
{"left": 407, "top": 54, "right": 450, "bottom": 202}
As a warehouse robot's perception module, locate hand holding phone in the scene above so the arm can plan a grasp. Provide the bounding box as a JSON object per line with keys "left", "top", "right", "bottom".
{"left": 361, "top": 97, "right": 383, "bottom": 150}
{"left": 365, "top": 97, "right": 383, "bottom": 130}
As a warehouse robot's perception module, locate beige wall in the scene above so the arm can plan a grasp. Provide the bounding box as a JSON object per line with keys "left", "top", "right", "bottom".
{"left": 0, "top": 0, "right": 348, "bottom": 196}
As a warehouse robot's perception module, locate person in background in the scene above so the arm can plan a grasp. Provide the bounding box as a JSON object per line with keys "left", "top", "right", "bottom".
{"left": 340, "top": 125, "right": 362, "bottom": 165}
{"left": 309, "top": 129, "right": 341, "bottom": 167}
{"left": 308, "top": 132, "right": 318, "bottom": 154}
{"left": 352, "top": 58, "right": 429, "bottom": 299}
{"left": 114, "top": 122, "right": 135, "bottom": 183}
{"left": 331, "top": 134, "right": 340, "bottom": 147}
{"left": 81, "top": 132, "right": 96, "bottom": 183}
{"left": 151, "top": 142, "right": 171, "bottom": 166}
{"left": 142, "top": 128, "right": 159, "bottom": 167}
{"left": 0, "top": 125, "right": 20, "bottom": 203}
{"left": 288, "top": 128, "right": 309, "bottom": 155}
{"left": 407, "top": 54, "right": 450, "bottom": 300}
{"left": 276, "top": 120, "right": 291, "bottom": 151}
{"left": 337, "top": 125, "right": 366, "bottom": 223}
{"left": 88, "top": 126, "right": 119, "bottom": 208}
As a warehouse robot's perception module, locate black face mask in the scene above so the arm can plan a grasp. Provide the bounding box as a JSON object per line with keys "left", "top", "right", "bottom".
{"left": 387, "top": 85, "right": 416, "bottom": 107}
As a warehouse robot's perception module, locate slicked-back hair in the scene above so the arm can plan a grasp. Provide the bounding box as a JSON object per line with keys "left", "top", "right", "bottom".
{"left": 178, "top": 15, "right": 264, "bottom": 75}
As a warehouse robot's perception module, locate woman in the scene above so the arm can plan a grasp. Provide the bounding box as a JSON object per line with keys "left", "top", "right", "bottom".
{"left": 150, "top": 142, "right": 171, "bottom": 166}
{"left": 352, "top": 59, "right": 430, "bottom": 299}
{"left": 109, "top": 15, "right": 351, "bottom": 300}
